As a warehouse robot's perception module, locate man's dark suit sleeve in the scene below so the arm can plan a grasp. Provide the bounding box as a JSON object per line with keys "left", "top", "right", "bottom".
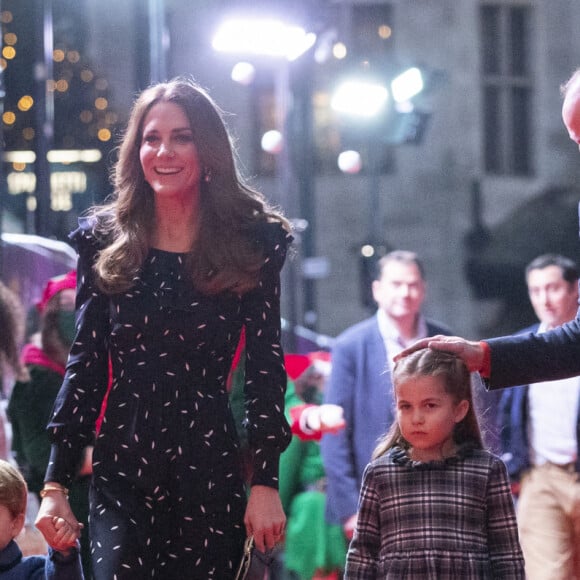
{"left": 320, "top": 333, "right": 362, "bottom": 525}
{"left": 487, "top": 314, "right": 580, "bottom": 389}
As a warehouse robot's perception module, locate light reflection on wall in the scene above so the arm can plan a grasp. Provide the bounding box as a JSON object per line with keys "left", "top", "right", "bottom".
{"left": 6, "top": 170, "right": 88, "bottom": 211}
{"left": 3, "top": 149, "right": 101, "bottom": 212}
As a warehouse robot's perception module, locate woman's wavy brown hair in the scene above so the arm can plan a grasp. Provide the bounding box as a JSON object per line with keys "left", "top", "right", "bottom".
{"left": 90, "top": 77, "right": 289, "bottom": 295}
{"left": 373, "top": 348, "right": 484, "bottom": 459}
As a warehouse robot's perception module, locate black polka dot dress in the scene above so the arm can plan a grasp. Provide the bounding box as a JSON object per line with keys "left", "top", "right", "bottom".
{"left": 45, "top": 217, "right": 293, "bottom": 579}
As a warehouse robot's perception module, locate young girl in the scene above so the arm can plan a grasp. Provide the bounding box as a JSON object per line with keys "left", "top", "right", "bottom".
{"left": 344, "top": 348, "right": 524, "bottom": 579}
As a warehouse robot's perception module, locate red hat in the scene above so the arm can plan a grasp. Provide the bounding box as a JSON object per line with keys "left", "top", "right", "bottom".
{"left": 284, "top": 354, "right": 311, "bottom": 381}
{"left": 285, "top": 351, "right": 332, "bottom": 381}
{"left": 37, "top": 270, "right": 77, "bottom": 313}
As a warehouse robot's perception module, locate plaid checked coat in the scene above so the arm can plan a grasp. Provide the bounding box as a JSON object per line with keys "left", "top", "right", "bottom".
{"left": 345, "top": 445, "right": 525, "bottom": 579}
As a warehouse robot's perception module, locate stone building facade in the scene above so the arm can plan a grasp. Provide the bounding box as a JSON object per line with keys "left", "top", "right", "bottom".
{"left": 75, "top": 0, "right": 580, "bottom": 340}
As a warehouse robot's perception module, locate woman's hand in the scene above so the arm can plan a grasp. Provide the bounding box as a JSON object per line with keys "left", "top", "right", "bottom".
{"left": 244, "top": 485, "right": 286, "bottom": 552}
{"left": 394, "top": 335, "right": 485, "bottom": 372}
{"left": 35, "top": 489, "right": 83, "bottom": 552}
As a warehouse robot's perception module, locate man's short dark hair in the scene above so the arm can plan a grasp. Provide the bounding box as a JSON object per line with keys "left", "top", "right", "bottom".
{"left": 525, "top": 253, "right": 579, "bottom": 285}
{"left": 375, "top": 250, "right": 425, "bottom": 281}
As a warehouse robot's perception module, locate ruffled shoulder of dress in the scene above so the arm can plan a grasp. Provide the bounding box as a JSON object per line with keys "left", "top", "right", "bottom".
{"left": 253, "top": 220, "right": 294, "bottom": 272}
{"left": 68, "top": 214, "right": 108, "bottom": 251}
{"left": 389, "top": 442, "right": 480, "bottom": 469}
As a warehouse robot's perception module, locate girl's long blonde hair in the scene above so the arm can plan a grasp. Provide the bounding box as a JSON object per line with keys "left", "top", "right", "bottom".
{"left": 90, "top": 77, "right": 289, "bottom": 296}
{"left": 373, "top": 348, "right": 484, "bottom": 459}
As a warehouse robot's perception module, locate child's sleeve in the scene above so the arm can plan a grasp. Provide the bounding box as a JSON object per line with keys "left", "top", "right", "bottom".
{"left": 46, "top": 544, "right": 85, "bottom": 580}
{"left": 486, "top": 457, "right": 526, "bottom": 578}
{"left": 344, "top": 463, "right": 380, "bottom": 579}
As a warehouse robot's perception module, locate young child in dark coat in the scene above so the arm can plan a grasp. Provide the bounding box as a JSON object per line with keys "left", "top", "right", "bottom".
{"left": 0, "top": 460, "right": 83, "bottom": 579}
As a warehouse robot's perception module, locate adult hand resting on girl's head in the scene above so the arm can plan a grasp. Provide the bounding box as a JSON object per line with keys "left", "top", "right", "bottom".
{"left": 394, "top": 334, "right": 485, "bottom": 372}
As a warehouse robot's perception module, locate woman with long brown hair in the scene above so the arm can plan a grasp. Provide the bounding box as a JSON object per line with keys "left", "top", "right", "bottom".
{"left": 35, "top": 77, "right": 293, "bottom": 579}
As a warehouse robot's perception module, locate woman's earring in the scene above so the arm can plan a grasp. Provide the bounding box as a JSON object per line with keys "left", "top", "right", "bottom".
{"left": 203, "top": 168, "right": 212, "bottom": 183}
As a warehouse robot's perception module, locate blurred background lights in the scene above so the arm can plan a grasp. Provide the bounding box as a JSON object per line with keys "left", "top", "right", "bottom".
{"left": 361, "top": 244, "right": 375, "bottom": 258}
{"left": 67, "top": 50, "right": 80, "bottom": 63}
{"left": 261, "top": 130, "right": 284, "bottom": 154}
{"left": 332, "top": 42, "right": 347, "bottom": 60}
{"left": 97, "top": 128, "right": 111, "bottom": 142}
{"left": 331, "top": 80, "right": 389, "bottom": 117}
{"left": 338, "top": 150, "right": 362, "bottom": 174}
{"left": 4, "top": 32, "right": 16, "bottom": 46}
{"left": 213, "top": 18, "right": 316, "bottom": 61}
{"left": 378, "top": 25, "right": 392, "bottom": 39}
{"left": 17, "top": 95, "right": 33, "bottom": 112}
{"left": 2, "top": 45, "right": 15, "bottom": 59}
{"left": 391, "top": 67, "right": 424, "bottom": 103}
{"left": 94, "top": 97, "right": 108, "bottom": 110}
{"left": 4, "top": 150, "right": 35, "bottom": 163}
{"left": 3, "top": 110, "right": 16, "bottom": 125}
{"left": 231, "top": 61, "right": 256, "bottom": 85}
{"left": 395, "top": 100, "right": 414, "bottom": 114}
{"left": 80, "top": 69, "right": 94, "bottom": 82}
{"left": 79, "top": 110, "right": 93, "bottom": 123}
{"left": 95, "top": 78, "right": 108, "bottom": 91}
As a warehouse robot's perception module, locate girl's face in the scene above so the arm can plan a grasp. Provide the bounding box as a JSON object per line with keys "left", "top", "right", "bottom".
{"left": 139, "top": 101, "right": 202, "bottom": 202}
{"left": 395, "top": 374, "right": 469, "bottom": 462}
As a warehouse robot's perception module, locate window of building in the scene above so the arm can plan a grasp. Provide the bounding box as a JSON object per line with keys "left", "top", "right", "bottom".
{"left": 480, "top": 3, "right": 533, "bottom": 175}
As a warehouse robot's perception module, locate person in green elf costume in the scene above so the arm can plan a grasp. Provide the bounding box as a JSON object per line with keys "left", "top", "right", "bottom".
{"left": 228, "top": 335, "right": 347, "bottom": 580}
{"left": 278, "top": 353, "right": 347, "bottom": 580}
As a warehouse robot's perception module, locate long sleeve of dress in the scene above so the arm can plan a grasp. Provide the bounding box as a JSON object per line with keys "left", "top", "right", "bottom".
{"left": 45, "top": 220, "right": 110, "bottom": 487}
{"left": 344, "top": 463, "right": 380, "bottom": 579}
{"left": 241, "top": 223, "right": 293, "bottom": 488}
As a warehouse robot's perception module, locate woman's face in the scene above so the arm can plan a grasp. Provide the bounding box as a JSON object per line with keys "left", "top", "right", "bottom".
{"left": 139, "top": 101, "right": 202, "bottom": 201}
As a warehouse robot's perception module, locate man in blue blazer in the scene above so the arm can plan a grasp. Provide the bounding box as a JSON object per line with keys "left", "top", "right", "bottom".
{"left": 398, "top": 68, "right": 580, "bottom": 389}
{"left": 497, "top": 254, "right": 580, "bottom": 579}
{"left": 320, "top": 250, "right": 451, "bottom": 539}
